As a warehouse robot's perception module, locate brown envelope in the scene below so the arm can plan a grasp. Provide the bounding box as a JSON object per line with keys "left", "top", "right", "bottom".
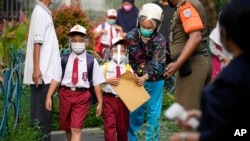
{"left": 111, "top": 72, "right": 150, "bottom": 112}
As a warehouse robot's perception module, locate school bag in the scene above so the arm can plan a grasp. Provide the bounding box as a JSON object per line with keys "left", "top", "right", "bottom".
{"left": 94, "top": 24, "right": 105, "bottom": 55}
{"left": 61, "top": 53, "right": 97, "bottom": 105}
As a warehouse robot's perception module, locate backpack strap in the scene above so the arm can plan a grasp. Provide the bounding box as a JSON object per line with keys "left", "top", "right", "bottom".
{"left": 103, "top": 61, "right": 109, "bottom": 78}
{"left": 61, "top": 53, "right": 70, "bottom": 79}
{"left": 101, "top": 23, "right": 105, "bottom": 29}
{"left": 86, "top": 53, "right": 94, "bottom": 86}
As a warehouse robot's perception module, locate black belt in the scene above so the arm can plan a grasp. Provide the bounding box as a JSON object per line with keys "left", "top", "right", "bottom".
{"left": 61, "top": 86, "right": 88, "bottom": 92}
{"left": 192, "top": 50, "right": 208, "bottom": 56}
{"left": 103, "top": 92, "right": 119, "bottom": 98}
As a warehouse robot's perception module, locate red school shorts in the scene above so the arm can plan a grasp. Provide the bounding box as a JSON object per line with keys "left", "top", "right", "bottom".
{"left": 58, "top": 87, "right": 91, "bottom": 131}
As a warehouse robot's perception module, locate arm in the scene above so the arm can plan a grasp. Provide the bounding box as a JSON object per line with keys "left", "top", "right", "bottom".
{"left": 114, "top": 24, "right": 125, "bottom": 37}
{"left": 164, "top": 31, "right": 202, "bottom": 78}
{"left": 94, "top": 29, "right": 107, "bottom": 39}
{"left": 33, "top": 43, "right": 42, "bottom": 87}
{"left": 45, "top": 79, "right": 59, "bottom": 111}
{"left": 144, "top": 36, "right": 167, "bottom": 80}
{"left": 94, "top": 85, "right": 102, "bottom": 116}
{"left": 94, "top": 24, "right": 107, "bottom": 39}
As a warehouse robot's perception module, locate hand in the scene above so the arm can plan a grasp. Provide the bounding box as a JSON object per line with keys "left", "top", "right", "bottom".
{"left": 185, "top": 109, "right": 201, "bottom": 122}
{"left": 96, "top": 103, "right": 102, "bottom": 116}
{"left": 135, "top": 74, "right": 147, "bottom": 86}
{"left": 168, "top": 132, "right": 199, "bottom": 141}
{"left": 101, "top": 29, "right": 108, "bottom": 34}
{"left": 177, "top": 109, "right": 201, "bottom": 129}
{"left": 163, "top": 62, "right": 180, "bottom": 78}
{"left": 32, "top": 68, "right": 42, "bottom": 87}
{"left": 223, "top": 57, "right": 230, "bottom": 65}
{"left": 106, "top": 76, "right": 120, "bottom": 86}
{"left": 114, "top": 25, "right": 123, "bottom": 32}
{"left": 45, "top": 97, "right": 52, "bottom": 111}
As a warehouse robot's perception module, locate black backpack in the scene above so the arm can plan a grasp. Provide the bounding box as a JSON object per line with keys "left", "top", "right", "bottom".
{"left": 61, "top": 53, "right": 97, "bottom": 105}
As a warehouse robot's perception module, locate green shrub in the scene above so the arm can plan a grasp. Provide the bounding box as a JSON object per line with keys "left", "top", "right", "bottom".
{"left": 52, "top": 5, "right": 94, "bottom": 49}
{"left": 2, "top": 85, "right": 45, "bottom": 141}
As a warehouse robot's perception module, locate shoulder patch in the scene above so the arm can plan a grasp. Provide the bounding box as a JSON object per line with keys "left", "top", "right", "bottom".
{"left": 183, "top": 8, "right": 192, "bottom": 18}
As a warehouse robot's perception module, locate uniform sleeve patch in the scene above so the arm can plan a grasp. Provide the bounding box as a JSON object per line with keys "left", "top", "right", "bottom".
{"left": 183, "top": 8, "right": 192, "bottom": 18}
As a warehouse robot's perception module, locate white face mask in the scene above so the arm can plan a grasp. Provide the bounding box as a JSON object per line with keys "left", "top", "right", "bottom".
{"left": 71, "top": 42, "right": 86, "bottom": 54}
{"left": 112, "top": 54, "right": 126, "bottom": 63}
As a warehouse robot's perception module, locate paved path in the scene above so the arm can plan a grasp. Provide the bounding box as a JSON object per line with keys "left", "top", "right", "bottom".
{"left": 51, "top": 128, "right": 104, "bottom": 141}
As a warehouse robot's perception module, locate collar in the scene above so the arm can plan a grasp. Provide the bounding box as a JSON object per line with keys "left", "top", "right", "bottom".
{"left": 36, "top": 0, "right": 51, "bottom": 15}
{"left": 110, "top": 60, "right": 125, "bottom": 66}
{"left": 71, "top": 51, "right": 87, "bottom": 61}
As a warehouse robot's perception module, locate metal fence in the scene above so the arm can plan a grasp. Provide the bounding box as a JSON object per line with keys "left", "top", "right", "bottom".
{"left": 0, "top": 0, "right": 154, "bottom": 25}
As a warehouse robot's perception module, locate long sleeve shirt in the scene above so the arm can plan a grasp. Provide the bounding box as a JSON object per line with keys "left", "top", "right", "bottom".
{"left": 125, "top": 28, "right": 167, "bottom": 81}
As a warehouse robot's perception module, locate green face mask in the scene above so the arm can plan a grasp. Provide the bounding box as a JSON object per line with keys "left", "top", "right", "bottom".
{"left": 107, "top": 19, "right": 116, "bottom": 25}
{"left": 140, "top": 28, "right": 154, "bottom": 37}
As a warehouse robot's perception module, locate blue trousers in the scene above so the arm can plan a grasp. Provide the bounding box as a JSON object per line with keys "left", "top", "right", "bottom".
{"left": 128, "top": 80, "right": 165, "bottom": 141}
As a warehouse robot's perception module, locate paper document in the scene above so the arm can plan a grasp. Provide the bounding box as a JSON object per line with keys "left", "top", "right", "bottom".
{"left": 111, "top": 72, "right": 150, "bottom": 112}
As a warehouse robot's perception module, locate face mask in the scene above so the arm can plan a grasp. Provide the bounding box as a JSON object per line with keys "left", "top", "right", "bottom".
{"left": 112, "top": 54, "right": 126, "bottom": 63}
{"left": 107, "top": 19, "right": 116, "bottom": 25}
{"left": 167, "top": 0, "right": 176, "bottom": 8}
{"left": 51, "top": 0, "right": 59, "bottom": 4}
{"left": 140, "top": 28, "right": 154, "bottom": 37}
{"left": 123, "top": 4, "right": 133, "bottom": 12}
{"left": 71, "top": 42, "right": 86, "bottom": 54}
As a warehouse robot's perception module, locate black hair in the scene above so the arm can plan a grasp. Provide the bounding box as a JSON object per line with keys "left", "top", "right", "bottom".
{"left": 219, "top": 0, "right": 250, "bottom": 54}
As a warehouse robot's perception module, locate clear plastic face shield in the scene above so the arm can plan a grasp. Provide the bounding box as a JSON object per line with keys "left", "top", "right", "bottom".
{"left": 111, "top": 44, "right": 128, "bottom": 64}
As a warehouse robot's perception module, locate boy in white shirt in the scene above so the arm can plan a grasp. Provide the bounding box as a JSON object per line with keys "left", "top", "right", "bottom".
{"left": 101, "top": 37, "right": 132, "bottom": 141}
{"left": 45, "top": 24, "right": 105, "bottom": 141}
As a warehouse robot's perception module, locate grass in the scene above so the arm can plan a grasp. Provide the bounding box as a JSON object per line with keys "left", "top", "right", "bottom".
{"left": 0, "top": 84, "right": 178, "bottom": 141}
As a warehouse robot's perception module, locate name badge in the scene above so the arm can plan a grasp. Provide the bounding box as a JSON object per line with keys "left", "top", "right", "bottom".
{"left": 82, "top": 72, "right": 88, "bottom": 81}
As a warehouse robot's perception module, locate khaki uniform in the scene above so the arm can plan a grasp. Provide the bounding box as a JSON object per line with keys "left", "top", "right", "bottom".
{"left": 169, "top": 0, "right": 211, "bottom": 110}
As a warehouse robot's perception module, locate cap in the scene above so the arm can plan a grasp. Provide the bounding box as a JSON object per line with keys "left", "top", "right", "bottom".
{"left": 68, "top": 24, "right": 87, "bottom": 36}
{"left": 106, "top": 9, "right": 117, "bottom": 18}
{"left": 111, "top": 36, "right": 129, "bottom": 46}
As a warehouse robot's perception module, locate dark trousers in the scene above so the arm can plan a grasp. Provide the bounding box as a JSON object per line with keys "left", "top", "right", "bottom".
{"left": 103, "top": 94, "right": 129, "bottom": 141}
{"left": 30, "top": 84, "right": 52, "bottom": 141}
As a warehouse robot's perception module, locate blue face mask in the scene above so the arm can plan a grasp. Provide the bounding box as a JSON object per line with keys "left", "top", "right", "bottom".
{"left": 140, "top": 28, "right": 154, "bottom": 37}
{"left": 107, "top": 19, "right": 116, "bottom": 25}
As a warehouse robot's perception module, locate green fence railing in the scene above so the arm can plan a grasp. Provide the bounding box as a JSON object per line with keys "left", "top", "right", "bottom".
{"left": 0, "top": 45, "right": 23, "bottom": 139}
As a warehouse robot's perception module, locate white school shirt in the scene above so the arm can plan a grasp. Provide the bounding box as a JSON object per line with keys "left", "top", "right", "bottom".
{"left": 101, "top": 60, "right": 133, "bottom": 95}
{"left": 61, "top": 51, "right": 105, "bottom": 88}
{"left": 94, "top": 22, "right": 121, "bottom": 46}
{"left": 23, "top": 1, "right": 61, "bottom": 84}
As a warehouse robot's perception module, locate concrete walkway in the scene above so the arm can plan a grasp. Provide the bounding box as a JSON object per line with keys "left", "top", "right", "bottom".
{"left": 51, "top": 128, "right": 104, "bottom": 141}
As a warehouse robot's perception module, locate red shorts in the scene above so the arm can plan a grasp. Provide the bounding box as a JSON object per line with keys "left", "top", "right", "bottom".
{"left": 58, "top": 87, "right": 91, "bottom": 131}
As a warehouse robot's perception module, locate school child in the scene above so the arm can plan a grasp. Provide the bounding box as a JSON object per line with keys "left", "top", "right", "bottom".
{"left": 45, "top": 24, "right": 105, "bottom": 141}
{"left": 94, "top": 8, "right": 124, "bottom": 58}
{"left": 101, "top": 36, "right": 132, "bottom": 141}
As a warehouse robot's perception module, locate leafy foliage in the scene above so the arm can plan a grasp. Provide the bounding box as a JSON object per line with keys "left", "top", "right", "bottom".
{"left": 52, "top": 5, "right": 94, "bottom": 49}
{"left": 0, "top": 21, "right": 28, "bottom": 68}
